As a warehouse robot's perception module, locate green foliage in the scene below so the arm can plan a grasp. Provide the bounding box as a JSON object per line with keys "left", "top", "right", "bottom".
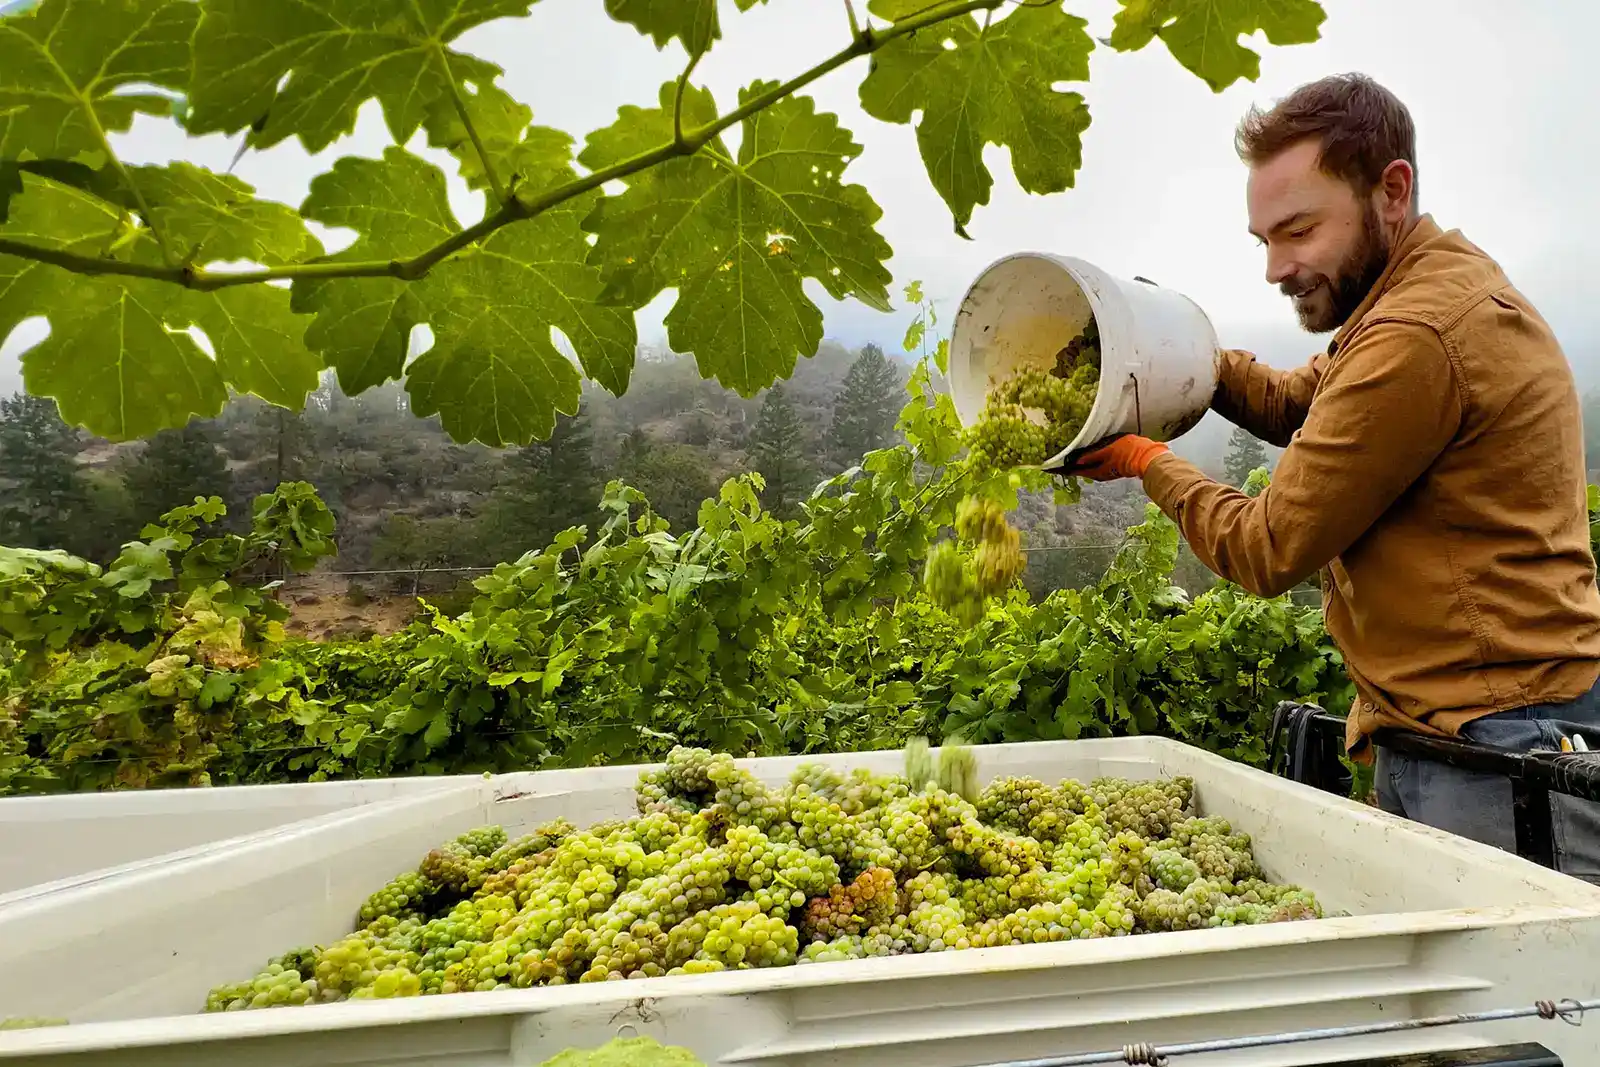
{"left": 860, "top": 0, "right": 1093, "bottom": 236}
{"left": 0, "top": 483, "right": 335, "bottom": 791}
{"left": 1108, "top": 0, "right": 1328, "bottom": 92}
{"left": 618, "top": 435, "right": 720, "bottom": 535}
{"left": 0, "top": 0, "right": 1327, "bottom": 447}
{"left": 478, "top": 405, "right": 605, "bottom": 558}
{"left": 1, "top": 342, "right": 1354, "bottom": 792}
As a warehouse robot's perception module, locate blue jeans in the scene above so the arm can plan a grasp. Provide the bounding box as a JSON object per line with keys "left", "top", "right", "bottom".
{"left": 1376, "top": 678, "right": 1600, "bottom": 885}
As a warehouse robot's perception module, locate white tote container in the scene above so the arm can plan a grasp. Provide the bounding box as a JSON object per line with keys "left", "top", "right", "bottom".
{"left": 948, "top": 254, "right": 1220, "bottom": 468}
{"left": 0, "top": 774, "right": 470, "bottom": 900}
{"left": 2, "top": 738, "right": 1599, "bottom": 1066}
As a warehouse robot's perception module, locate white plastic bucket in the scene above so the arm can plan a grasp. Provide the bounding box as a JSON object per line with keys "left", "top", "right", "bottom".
{"left": 948, "top": 254, "right": 1220, "bottom": 469}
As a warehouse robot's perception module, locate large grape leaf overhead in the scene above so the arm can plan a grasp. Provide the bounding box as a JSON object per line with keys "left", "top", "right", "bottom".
{"left": 295, "top": 146, "right": 637, "bottom": 445}
{"left": 0, "top": 0, "right": 195, "bottom": 162}
{"left": 0, "top": 173, "right": 321, "bottom": 436}
{"left": 1108, "top": 0, "right": 1326, "bottom": 91}
{"left": 186, "top": 0, "right": 535, "bottom": 152}
{"left": 859, "top": 1, "right": 1094, "bottom": 237}
{"left": 580, "top": 82, "right": 892, "bottom": 395}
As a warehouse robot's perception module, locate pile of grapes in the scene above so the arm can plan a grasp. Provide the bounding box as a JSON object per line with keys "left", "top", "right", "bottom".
{"left": 964, "top": 321, "right": 1103, "bottom": 478}
{"left": 925, "top": 321, "right": 1105, "bottom": 622}
{"left": 204, "top": 744, "right": 1321, "bottom": 1011}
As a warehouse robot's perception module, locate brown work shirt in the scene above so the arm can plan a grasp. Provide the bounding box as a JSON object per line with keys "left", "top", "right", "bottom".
{"left": 1142, "top": 214, "right": 1600, "bottom": 754}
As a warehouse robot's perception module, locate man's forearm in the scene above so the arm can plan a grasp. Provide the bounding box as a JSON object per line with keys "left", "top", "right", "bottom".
{"left": 1143, "top": 323, "right": 1460, "bottom": 598}
{"left": 1211, "top": 349, "right": 1327, "bottom": 447}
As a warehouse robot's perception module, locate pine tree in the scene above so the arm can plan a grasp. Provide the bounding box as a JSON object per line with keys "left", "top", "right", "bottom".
{"left": 827, "top": 344, "right": 903, "bottom": 469}
{"left": 1223, "top": 426, "right": 1269, "bottom": 488}
{"left": 483, "top": 403, "right": 603, "bottom": 553}
{"left": 751, "top": 385, "right": 814, "bottom": 518}
{"left": 125, "top": 421, "right": 233, "bottom": 519}
{"left": 0, "top": 392, "right": 88, "bottom": 551}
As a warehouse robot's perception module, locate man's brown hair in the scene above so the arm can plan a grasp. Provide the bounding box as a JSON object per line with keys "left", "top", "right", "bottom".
{"left": 1235, "top": 73, "right": 1418, "bottom": 206}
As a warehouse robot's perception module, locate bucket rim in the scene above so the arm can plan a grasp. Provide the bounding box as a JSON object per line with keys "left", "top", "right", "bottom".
{"left": 949, "top": 252, "right": 1121, "bottom": 471}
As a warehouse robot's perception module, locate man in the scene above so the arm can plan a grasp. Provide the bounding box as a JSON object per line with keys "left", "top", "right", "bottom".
{"left": 1073, "top": 72, "right": 1600, "bottom": 883}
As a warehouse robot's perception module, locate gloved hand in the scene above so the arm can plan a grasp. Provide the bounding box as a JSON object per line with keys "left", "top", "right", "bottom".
{"left": 1071, "top": 435, "right": 1170, "bottom": 481}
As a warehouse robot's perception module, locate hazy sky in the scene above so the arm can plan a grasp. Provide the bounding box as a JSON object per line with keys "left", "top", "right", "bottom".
{"left": 2, "top": 0, "right": 1596, "bottom": 397}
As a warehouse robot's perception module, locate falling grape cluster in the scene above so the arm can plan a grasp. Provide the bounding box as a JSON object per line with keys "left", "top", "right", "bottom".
{"left": 925, "top": 322, "right": 1105, "bottom": 622}
{"left": 203, "top": 744, "right": 1322, "bottom": 1011}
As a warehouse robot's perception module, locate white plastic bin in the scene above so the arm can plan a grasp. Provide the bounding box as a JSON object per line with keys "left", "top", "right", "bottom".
{"left": 0, "top": 774, "right": 471, "bottom": 900}
{"left": 948, "top": 255, "right": 1219, "bottom": 468}
{"left": 1, "top": 738, "right": 1597, "bottom": 1066}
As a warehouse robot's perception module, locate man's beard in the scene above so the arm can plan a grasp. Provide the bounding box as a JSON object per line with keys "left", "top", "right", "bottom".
{"left": 1281, "top": 203, "right": 1391, "bottom": 334}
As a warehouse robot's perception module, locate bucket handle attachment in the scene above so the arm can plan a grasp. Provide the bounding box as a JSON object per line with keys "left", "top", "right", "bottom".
{"left": 1130, "top": 373, "right": 1143, "bottom": 436}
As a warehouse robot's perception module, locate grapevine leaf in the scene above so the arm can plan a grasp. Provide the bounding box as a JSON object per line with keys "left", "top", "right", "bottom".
{"left": 296, "top": 147, "right": 635, "bottom": 444}
{"left": 0, "top": 163, "right": 19, "bottom": 223}
{"left": 860, "top": 1, "right": 1093, "bottom": 236}
{"left": 581, "top": 82, "right": 891, "bottom": 395}
{"left": 127, "top": 164, "right": 324, "bottom": 266}
{"left": 603, "top": 0, "right": 772, "bottom": 54}
{"left": 21, "top": 281, "right": 229, "bottom": 439}
{"left": 1108, "top": 0, "right": 1326, "bottom": 91}
{"left": 0, "top": 174, "right": 226, "bottom": 437}
{"left": 180, "top": 286, "right": 324, "bottom": 410}
{"left": 603, "top": 0, "right": 720, "bottom": 54}
{"left": 293, "top": 147, "right": 460, "bottom": 394}
{"left": 0, "top": 173, "right": 323, "bottom": 437}
{"left": 406, "top": 203, "right": 634, "bottom": 442}
{"left": 0, "top": 0, "right": 195, "bottom": 163}
{"left": 423, "top": 78, "right": 576, "bottom": 197}
{"left": 187, "top": 0, "right": 532, "bottom": 152}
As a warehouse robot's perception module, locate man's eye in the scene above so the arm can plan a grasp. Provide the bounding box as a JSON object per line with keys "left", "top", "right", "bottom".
{"left": 1289, "top": 227, "right": 1313, "bottom": 240}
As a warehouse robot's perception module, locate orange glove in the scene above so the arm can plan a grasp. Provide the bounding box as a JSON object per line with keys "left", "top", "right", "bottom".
{"left": 1071, "top": 435, "right": 1170, "bottom": 481}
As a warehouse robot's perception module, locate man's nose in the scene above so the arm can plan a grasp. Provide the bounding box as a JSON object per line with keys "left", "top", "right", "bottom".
{"left": 1264, "top": 247, "right": 1298, "bottom": 287}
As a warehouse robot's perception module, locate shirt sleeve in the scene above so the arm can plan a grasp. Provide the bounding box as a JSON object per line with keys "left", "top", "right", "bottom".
{"left": 1211, "top": 348, "right": 1330, "bottom": 448}
{"left": 1144, "top": 321, "right": 1463, "bottom": 598}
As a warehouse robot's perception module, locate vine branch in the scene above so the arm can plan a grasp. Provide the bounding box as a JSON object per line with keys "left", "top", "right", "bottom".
{"left": 441, "top": 51, "right": 507, "bottom": 206}
{"left": 411, "top": 0, "right": 509, "bottom": 208}
{"left": 674, "top": 48, "right": 706, "bottom": 148}
{"left": 0, "top": 0, "right": 1005, "bottom": 292}
{"left": 83, "top": 92, "right": 175, "bottom": 267}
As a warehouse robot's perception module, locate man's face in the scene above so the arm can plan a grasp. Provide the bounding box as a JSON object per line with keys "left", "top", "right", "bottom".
{"left": 1246, "top": 138, "right": 1392, "bottom": 334}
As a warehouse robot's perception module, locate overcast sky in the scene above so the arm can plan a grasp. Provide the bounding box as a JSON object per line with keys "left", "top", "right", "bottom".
{"left": 2, "top": 0, "right": 1596, "bottom": 399}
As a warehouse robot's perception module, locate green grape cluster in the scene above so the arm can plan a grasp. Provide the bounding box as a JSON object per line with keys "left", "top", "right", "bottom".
{"left": 923, "top": 497, "right": 1025, "bottom": 624}
{"left": 966, "top": 361, "right": 1102, "bottom": 479}
{"left": 927, "top": 324, "right": 1104, "bottom": 621}
{"left": 202, "top": 745, "right": 1323, "bottom": 1013}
